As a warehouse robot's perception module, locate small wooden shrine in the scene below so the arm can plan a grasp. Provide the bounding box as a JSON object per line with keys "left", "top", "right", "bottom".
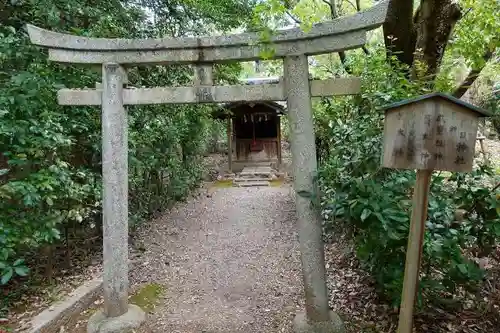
{"left": 210, "top": 77, "right": 286, "bottom": 172}
{"left": 217, "top": 100, "right": 285, "bottom": 172}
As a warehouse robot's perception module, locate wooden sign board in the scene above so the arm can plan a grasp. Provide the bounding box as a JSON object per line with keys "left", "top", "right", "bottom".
{"left": 381, "top": 93, "right": 491, "bottom": 333}
{"left": 382, "top": 95, "right": 489, "bottom": 173}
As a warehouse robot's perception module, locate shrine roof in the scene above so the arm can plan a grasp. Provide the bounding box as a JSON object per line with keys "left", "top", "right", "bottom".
{"left": 383, "top": 93, "right": 491, "bottom": 116}
{"left": 224, "top": 101, "right": 286, "bottom": 113}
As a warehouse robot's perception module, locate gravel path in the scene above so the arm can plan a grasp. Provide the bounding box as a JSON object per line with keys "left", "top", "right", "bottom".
{"left": 131, "top": 185, "right": 304, "bottom": 333}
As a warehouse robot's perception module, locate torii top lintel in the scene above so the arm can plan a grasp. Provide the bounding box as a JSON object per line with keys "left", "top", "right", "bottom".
{"left": 26, "top": 1, "right": 388, "bottom": 65}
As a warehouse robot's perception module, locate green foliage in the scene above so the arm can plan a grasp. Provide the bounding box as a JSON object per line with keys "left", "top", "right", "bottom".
{"left": 251, "top": 0, "right": 500, "bottom": 314}
{"left": 0, "top": 20, "right": 103, "bottom": 285}
{"left": 0, "top": 0, "right": 243, "bottom": 289}
{"left": 449, "top": 0, "right": 499, "bottom": 70}
{"left": 436, "top": 0, "right": 499, "bottom": 92}
{"left": 317, "top": 46, "right": 500, "bottom": 307}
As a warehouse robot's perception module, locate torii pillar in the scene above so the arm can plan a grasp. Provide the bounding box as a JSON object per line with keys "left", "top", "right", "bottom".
{"left": 25, "top": 3, "right": 389, "bottom": 332}
{"left": 285, "top": 55, "right": 344, "bottom": 333}
{"left": 87, "top": 63, "right": 146, "bottom": 333}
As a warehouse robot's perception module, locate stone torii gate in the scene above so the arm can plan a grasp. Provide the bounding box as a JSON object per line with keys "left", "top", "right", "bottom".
{"left": 27, "top": 2, "right": 388, "bottom": 332}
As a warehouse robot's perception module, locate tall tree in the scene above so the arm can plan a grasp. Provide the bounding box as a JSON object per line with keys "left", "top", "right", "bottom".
{"left": 254, "top": 0, "right": 499, "bottom": 97}
{"left": 383, "top": 0, "right": 498, "bottom": 96}
{"left": 384, "top": 0, "right": 462, "bottom": 81}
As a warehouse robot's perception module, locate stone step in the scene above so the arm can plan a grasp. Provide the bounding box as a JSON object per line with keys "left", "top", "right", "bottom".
{"left": 237, "top": 173, "right": 273, "bottom": 179}
{"left": 240, "top": 169, "right": 273, "bottom": 175}
{"left": 240, "top": 166, "right": 275, "bottom": 177}
{"left": 237, "top": 174, "right": 281, "bottom": 180}
{"left": 235, "top": 180, "right": 270, "bottom": 187}
{"left": 234, "top": 176, "right": 273, "bottom": 182}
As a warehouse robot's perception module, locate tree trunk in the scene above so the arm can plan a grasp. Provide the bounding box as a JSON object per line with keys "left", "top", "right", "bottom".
{"left": 355, "top": 0, "right": 361, "bottom": 11}
{"left": 412, "top": 0, "right": 462, "bottom": 80}
{"left": 453, "top": 49, "right": 495, "bottom": 98}
{"left": 383, "top": 0, "right": 415, "bottom": 68}
{"left": 327, "top": 0, "right": 351, "bottom": 73}
{"left": 44, "top": 245, "right": 53, "bottom": 283}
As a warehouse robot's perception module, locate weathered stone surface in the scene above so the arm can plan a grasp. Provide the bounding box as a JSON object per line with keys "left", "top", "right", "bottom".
{"left": 29, "top": 278, "right": 103, "bottom": 333}
{"left": 293, "top": 311, "right": 345, "bottom": 333}
{"left": 27, "top": 1, "right": 387, "bottom": 51}
{"left": 57, "top": 78, "right": 361, "bottom": 106}
{"left": 58, "top": 83, "right": 282, "bottom": 105}
{"left": 44, "top": 31, "right": 366, "bottom": 64}
{"left": 87, "top": 304, "right": 146, "bottom": 333}
{"left": 284, "top": 55, "right": 332, "bottom": 322}
{"left": 101, "top": 63, "right": 129, "bottom": 318}
{"left": 235, "top": 180, "right": 270, "bottom": 187}
{"left": 311, "top": 77, "right": 361, "bottom": 96}
{"left": 193, "top": 64, "right": 213, "bottom": 85}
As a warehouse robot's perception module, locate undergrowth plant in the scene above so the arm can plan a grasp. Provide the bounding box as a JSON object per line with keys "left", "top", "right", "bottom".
{"left": 317, "top": 46, "right": 500, "bottom": 307}
{"left": 0, "top": 0, "right": 244, "bottom": 297}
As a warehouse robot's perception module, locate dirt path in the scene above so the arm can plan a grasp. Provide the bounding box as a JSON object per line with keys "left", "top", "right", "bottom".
{"left": 131, "top": 185, "right": 304, "bottom": 333}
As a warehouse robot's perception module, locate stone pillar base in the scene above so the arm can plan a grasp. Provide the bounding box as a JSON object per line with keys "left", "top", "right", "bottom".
{"left": 293, "top": 311, "right": 345, "bottom": 333}
{"left": 87, "top": 304, "right": 146, "bottom": 333}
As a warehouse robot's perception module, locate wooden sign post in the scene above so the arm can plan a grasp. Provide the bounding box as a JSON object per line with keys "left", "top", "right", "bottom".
{"left": 381, "top": 93, "right": 490, "bottom": 333}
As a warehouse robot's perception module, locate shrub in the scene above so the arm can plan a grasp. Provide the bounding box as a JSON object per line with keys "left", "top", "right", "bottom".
{"left": 0, "top": 2, "right": 232, "bottom": 288}
{"left": 317, "top": 46, "right": 500, "bottom": 307}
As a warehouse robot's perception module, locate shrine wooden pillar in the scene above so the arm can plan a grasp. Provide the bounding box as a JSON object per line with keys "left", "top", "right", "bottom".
{"left": 227, "top": 117, "right": 233, "bottom": 173}
{"left": 277, "top": 116, "right": 282, "bottom": 170}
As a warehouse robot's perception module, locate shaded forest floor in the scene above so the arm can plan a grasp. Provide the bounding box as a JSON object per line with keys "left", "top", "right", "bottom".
{"left": 325, "top": 236, "right": 500, "bottom": 333}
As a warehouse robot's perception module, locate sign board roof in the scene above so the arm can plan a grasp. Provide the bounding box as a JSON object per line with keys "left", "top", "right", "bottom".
{"left": 383, "top": 93, "right": 491, "bottom": 117}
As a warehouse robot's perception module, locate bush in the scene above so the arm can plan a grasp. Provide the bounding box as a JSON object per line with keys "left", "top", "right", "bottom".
{"left": 0, "top": 2, "right": 234, "bottom": 288}
{"left": 317, "top": 46, "right": 500, "bottom": 307}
